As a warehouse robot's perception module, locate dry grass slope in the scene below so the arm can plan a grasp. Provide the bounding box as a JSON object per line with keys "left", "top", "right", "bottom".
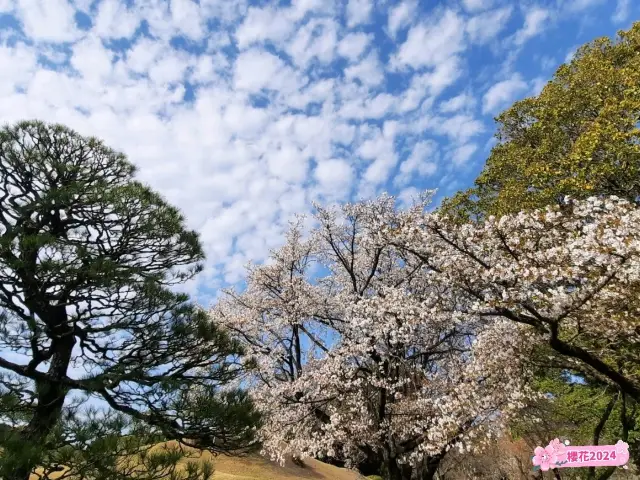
{"left": 209, "top": 453, "right": 363, "bottom": 480}
{"left": 29, "top": 441, "right": 364, "bottom": 480}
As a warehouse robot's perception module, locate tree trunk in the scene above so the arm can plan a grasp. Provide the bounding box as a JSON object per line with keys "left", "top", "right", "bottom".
{"left": 587, "top": 393, "right": 617, "bottom": 480}
{"left": 3, "top": 333, "right": 75, "bottom": 480}
{"left": 356, "top": 450, "right": 383, "bottom": 476}
{"left": 417, "top": 455, "right": 443, "bottom": 480}
{"left": 385, "top": 458, "right": 412, "bottom": 480}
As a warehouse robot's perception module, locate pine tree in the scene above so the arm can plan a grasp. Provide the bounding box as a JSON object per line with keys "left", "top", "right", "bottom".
{"left": 0, "top": 121, "right": 260, "bottom": 480}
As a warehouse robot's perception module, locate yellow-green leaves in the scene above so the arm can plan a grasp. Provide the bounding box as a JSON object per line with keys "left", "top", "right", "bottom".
{"left": 443, "top": 22, "right": 640, "bottom": 220}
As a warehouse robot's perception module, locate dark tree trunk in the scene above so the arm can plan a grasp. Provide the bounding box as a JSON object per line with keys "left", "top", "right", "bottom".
{"left": 4, "top": 331, "right": 74, "bottom": 480}
{"left": 356, "top": 451, "right": 383, "bottom": 477}
{"left": 587, "top": 393, "right": 617, "bottom": 480}
{"left": 386, "top": 458, "right": 412, "bottom": 480}
{"left": 316, "top": 444, "right": 382, "bottom": 476}
{"left": 417, "top": 454, "right": 444, "bottom": 480}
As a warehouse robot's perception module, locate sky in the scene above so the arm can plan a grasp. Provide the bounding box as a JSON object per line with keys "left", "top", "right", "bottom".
{"left": 0, "top": 0, "right": 637, "bottom": 306}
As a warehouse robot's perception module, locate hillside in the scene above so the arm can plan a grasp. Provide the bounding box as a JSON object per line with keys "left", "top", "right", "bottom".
{"left": 29, "top": 442, "right": 364, "bottom": 480}
{"left": 204, "top": 453, "right": 364, "bottom": 480}
{"left": 161, "top": 442, "right": 365, "bottom": 480}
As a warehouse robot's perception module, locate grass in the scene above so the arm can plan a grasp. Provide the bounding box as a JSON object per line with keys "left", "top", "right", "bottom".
{"left": 207, "top": 453, "right": 363, "bottom": 480}
{"left": 29, "top": 441, "right": 364, "bottom": 480}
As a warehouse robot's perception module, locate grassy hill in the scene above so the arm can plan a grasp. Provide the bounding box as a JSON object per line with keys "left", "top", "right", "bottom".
{"left": 200, "top": 452, "right": 364, "bottom": 480}
{"left": 29, "top": 442, "right": 364, "bottom": 480}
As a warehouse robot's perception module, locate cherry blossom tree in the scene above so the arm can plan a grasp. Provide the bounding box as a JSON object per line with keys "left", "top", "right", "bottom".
{"left": 210, "top": 194, "right": 535, "bottom": 480}
{"left": 389, "top": 195, "right": 640, "bottom": 405}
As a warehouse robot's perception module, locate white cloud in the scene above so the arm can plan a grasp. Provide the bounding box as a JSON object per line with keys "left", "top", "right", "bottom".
{"left": 93, "top": 0, "right": 141, "bottom": 39}
{"left": 136, "top": 1, "right": 175, "bottom": 41}
{"left": 344, "top": 51, "right": 385, "bottom": 87}
{"left": 0, "top": 0, "right": 14, "bottom": 12}
{"left": 233, "top": 0, "right": 328, "bottom": 51}
{"left": 439, "top": 92, "right": 476, "bottom": 113}
{"left": 395, "top": 140, "right": 438, "bottom": 186}
{"left": 286, "top": 78, "right": 335, "bottom": 111}
{"left": 396, "top": 82, "right": 428, "bottom": 114}
{"left": 0, "top": 43, "right": 36, "bottom": 96}
{"left": 612, "top": 0, "right": 630, "bottom": 23}
{"left": 148, "top": 50, "right": 193, "bottom": 85}
{"left": 235, "top": 6, "right": 295, "bottom": 49}
{"left": 429, "top": 114, "right": 485, "bottom": 142}
{"left": 340, "top": 90, "right": 396, "bottom": 120}
{"left": 461, "top": 0, "right": 493, "bottom": 12}
{"left": 530, "top": 76, "right": 546, "bottom": 96}
{"left": 70, "top": 36, "right": 114, "bottom": 83}
{"left": 397, "top": 56, "right": 463, "bottom": 109}
{"left": 71, "top": 0, "right": 93, "bottom": 13}
{"left": 191, "top": 56, "right": 216, "bottom": 84}
{"left": 451, "top": 143, "right": 477, "bottom": 166}
{"left": 422, "top": 56, "right": 463, "bottom": 97}
{"left": 482, "top": 74, "right": 528, "bottom": 114}
{"left": 513, "top": 7, "right": 550, "bottom": 46}
{"left": 368, "top": 93, "right": 396, "bottom": 117}
{"left": 126, "top": 37, "right": 163, "bottom": 73}
{"left": 359, "top": 122, "right": 399, "bottom": 187}
{"left": 484, "top": 136, "right": 498, "bottom": 152}
{"left": 234, "top": 49, "right": 299, "bottom": 93}
{"left": 337, "top": 32, "right": 372, "bottom": 61}
{"left": 288, "top": 0, "right": 326, "bottom": 20}
{"left": 346, "top": 0, "right": 374, "bottom": 27}
{"left": 387, "top": 1, "right": 416, "bottom": 37}
{"left": 286, "top": 18, "right": 338, "bottom": 68}
{"left": 222, "top": 102, "right": 270, "bottom": 139}
{"left": 565, "top": 45, "right": 579, "bottom": 63}
{"left": 539, "top": 55, "right": 557, "bottom": 71}
{"left": 314, "top": 158, "right": 354, "bottom": 196}
{"left": 396, "top": 186, "right": 421, "bottom": 208}
{"left": 264, "top": 144, "right": 309, "bottom": 183}
{"left": 15, "top": 0, "right": 82, "bottom": 42}
{"left": 466, "top": 6, "right": 513, "bottom": 44}
{"left": 393, "top": 9, "right": 466, "bottom": 69}
{"left": 170, "top": 0, "right": 205, "bottom": 41}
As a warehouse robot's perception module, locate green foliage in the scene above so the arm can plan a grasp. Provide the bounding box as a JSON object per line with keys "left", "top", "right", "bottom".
{"left": 442, "top": 22, "right": 640, "bottom": 221}
{"left": 1, "top": 404, "right": 217, "bottom": 480}
{"left": 513, "top": 372, "right": 635, "bottom": 441}
{"left": 0, "top": 121, "right": 259, "bottom": 480}
{"left": 510, "top": 370, "right": 639, "bottom": 479}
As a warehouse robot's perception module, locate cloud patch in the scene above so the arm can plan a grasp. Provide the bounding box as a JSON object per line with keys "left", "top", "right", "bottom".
{"left": 482, "top": 74, "right": 529, "bottom": 114}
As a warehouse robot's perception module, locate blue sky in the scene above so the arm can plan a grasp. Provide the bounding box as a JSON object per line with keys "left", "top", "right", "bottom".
{"left": 0, "top": 0, "right": 636, "bottom": 306}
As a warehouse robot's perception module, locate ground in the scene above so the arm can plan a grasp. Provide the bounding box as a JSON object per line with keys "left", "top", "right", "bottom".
{"left": 208, "top": 453, "right": 364, "bottom": 480}
{"left": 30, "top": 442, "right": 364, "bottom": 480}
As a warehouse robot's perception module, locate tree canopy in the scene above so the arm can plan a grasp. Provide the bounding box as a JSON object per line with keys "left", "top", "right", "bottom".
{"left": 443, "top": 23, "right": 640, "bottom": 221}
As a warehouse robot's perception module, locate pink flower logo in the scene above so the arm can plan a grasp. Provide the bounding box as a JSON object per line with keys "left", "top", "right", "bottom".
{"left": 532, "top": 445, "right": 555, "bottom": 471}
{"left": 532, "top": 439, "right": 567, "bottom": 470}
{"left": 615, "top": 440, "right": 630, "bottom": 464}
{"left": 548, "top": 438, "right": 568, "bottom": 463}
{"left": 615, "top": 440, "right": 629, "bottom": 455}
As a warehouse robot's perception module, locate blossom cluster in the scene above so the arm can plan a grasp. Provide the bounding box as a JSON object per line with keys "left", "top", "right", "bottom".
{"left": 388, "top": 195, "right": 640, "bottom": 397}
